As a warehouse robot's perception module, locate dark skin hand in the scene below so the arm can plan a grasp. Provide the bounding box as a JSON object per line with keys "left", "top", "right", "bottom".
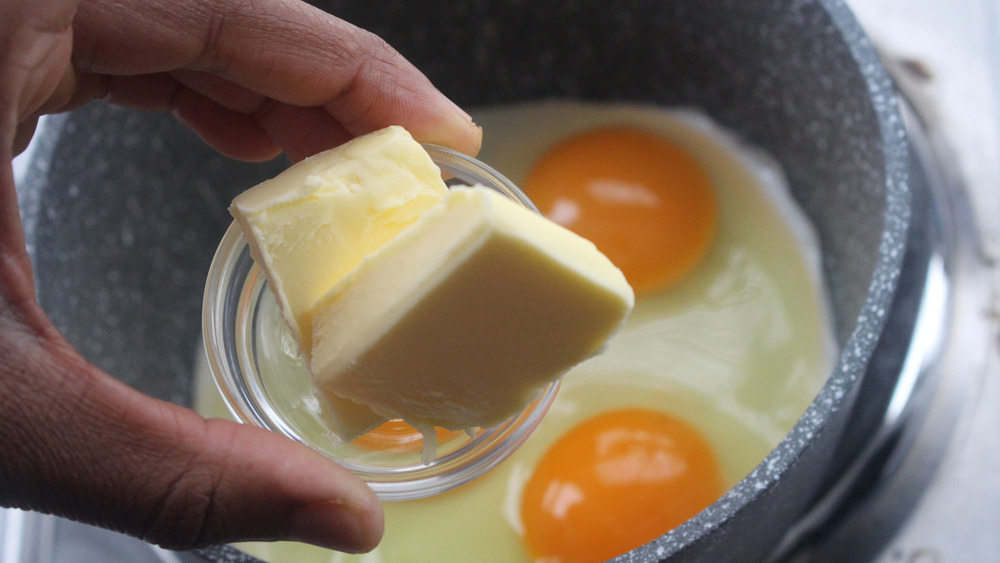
{"left": 1, "top": 0, "right": 481, "bottom": 553}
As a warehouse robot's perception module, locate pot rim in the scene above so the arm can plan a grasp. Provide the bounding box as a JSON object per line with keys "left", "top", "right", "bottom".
{"left": 627, "top": 0, "right": 912, "bottom": 559}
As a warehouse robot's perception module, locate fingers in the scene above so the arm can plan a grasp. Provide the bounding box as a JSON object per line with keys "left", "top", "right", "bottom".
{"left": 11, "top": 118, "right": 38, "bottom": 156}
{"left": 0, "top": 317, "right": 383, "bottom": 551}
{"left": 3, "top": 151, "right": 382, "bottom": 550}
{"left": 0, "top": 168, "right": 39, "bottom": 319}
{"left": 171, "top": 87, "right": 284, "bottom": 162}
{"left": 0, "top": 0, "right": 78, "bottom": 153}
{"left": 252, "top": 103, "right": 353, "bottom": 163}
{"left": 72, "top": 0, "right": 482, "bottom": 158}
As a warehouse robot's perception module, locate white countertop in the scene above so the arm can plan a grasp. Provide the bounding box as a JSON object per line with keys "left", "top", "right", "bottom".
{"left": 845, "top": 0, "right": 1000, "bottom": 560}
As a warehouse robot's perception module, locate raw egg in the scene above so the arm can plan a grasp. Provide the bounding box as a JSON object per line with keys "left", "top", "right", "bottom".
{"left": 521, "top": 408, "right": 723, "bottom": 563}
{"left": 524, "top": 127, "right": 717, "bottom": 294}
{"left": 355, "top": 420, "right": 467, "bottom": 453}
{"left": 193, "top": 101, "right": 837, "bottom": 563}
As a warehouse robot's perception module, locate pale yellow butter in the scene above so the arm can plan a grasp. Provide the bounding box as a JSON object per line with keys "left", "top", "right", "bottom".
{"left": 316, "top": 393, "right": 388, "bottom": 443}
{"left": 229, "top": 126, "right": 448, "bottom": 352}
{"left": 230, "top": 126, "right": 446, "bottom": 441}
{"left": 310, "top": 187, "right": 634, "bottom": 434}
{"left": 231, "top": 126, "right": 633, "bottom": 450}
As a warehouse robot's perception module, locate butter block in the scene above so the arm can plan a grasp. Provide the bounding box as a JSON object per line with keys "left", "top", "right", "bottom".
{"left": 318, "top": 392, "right": 390, "bottom": 443}
{"left": 230, "top": 126, "right": 448, "bottom": 352}
{"left": 310, "top": 187, "right": 635, "bottom": 433}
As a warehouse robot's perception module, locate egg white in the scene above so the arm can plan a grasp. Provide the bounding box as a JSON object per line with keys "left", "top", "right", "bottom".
{"left": 195, "top": 101, "right": 837, "bottom": 562}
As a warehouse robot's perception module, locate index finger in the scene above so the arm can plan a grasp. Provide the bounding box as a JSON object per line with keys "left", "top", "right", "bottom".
{"left": 71, "top": 0, "right": 482, "bottom": 156}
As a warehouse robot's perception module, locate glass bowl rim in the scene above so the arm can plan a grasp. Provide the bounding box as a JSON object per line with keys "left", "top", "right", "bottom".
{"left": 201, "top": 144, "right": 559, "bottom": 500}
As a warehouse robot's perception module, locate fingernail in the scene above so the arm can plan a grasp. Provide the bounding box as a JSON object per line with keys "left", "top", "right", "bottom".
{"left": 444, "top": 97, "right": 483, "bottom": 157}
{"left": 288, "top": 499, "right": 383, "bottom": 553}
{"left": 441, "top": 91, "right": 474, "bottom": 122}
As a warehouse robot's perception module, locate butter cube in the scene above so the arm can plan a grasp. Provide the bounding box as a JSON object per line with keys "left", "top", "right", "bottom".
{"left": 231, "top": 127, "right": 633, "bottom": 448}
{"left": 317, "top": 393, "right": 389, "bottom": 443}
{"left": 310, "top": 187, "right": 634, "bottom": 433}
{"left": 230, "top": 126, "right": 448, "bottom": 352}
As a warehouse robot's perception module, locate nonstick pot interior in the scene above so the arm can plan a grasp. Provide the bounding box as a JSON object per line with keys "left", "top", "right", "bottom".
{"left": 19, "top": 0, "right": 908, "bottom": 560}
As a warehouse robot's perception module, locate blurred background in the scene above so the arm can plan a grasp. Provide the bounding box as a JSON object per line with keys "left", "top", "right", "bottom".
{"left": 844, "top": 0, "right": 1000, "bottom": 560}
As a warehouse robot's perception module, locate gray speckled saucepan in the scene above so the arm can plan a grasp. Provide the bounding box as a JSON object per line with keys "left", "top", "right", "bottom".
{"left": 17, "top": 0, "right": 909, "bottom": 560}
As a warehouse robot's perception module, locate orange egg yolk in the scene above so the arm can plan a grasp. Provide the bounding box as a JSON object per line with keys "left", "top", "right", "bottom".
{"left": 354, "top": 420, "right": 466, "bottom": 452}
{"left": 523, "top": 127, "right": 717, "bottom": 295}
{"left": 520, "top": 408, "right": 724, "bottom": 563}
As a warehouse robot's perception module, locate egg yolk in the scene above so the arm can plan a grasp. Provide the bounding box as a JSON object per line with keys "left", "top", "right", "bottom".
{"left": 355, "top": 420, "right": 466, "bottom": 452}
{"left": 523, "top": 127, "right": 717, "bottom": 295}
{"left": 520, "top": 408, "right": 724, "bottom": 563}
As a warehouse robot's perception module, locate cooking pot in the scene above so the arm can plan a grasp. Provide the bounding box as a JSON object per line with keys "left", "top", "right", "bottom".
{"left": 17, "top": 0, "right": 915, "bottom": 560}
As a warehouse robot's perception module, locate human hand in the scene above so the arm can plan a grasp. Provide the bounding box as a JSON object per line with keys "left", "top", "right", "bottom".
{"left": 1, "top": 0, "right": 481, "bottom": 553}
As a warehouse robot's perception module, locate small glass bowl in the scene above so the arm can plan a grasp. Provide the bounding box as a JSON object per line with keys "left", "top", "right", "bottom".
{"left": 202, "top": 145, "right": 557, "bottom": 501}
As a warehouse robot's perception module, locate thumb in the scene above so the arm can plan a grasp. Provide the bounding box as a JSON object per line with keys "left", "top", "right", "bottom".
{"left": 0, "top": 312, "right": 383, "bottom": 552}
